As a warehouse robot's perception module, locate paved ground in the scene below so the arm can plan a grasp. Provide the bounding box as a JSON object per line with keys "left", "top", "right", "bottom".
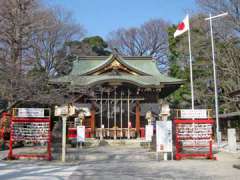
{"left": 69, "top": 146, "right": 240, "bottom": 180}
{"left": 0, "top": 160, "right": 78, "bottom": 180}
{"left": 1, "top": 146, "right": 240, "bottom": 180}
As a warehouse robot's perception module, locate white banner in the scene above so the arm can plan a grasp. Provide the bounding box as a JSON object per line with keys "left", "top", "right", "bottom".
{"left": 156, "top": 121, "right": 172, "bottom": 152}
{"left": 145, "top": 125, "right": 153, "bottom": 141}
{"left": 180, "top": 109, "right": 207, "bottom": 119}
{"left": 17, "top": 108, "right": 45, "bottom": 118}
{"left": 77, "top": 126, "right": 85, "bottom": 142}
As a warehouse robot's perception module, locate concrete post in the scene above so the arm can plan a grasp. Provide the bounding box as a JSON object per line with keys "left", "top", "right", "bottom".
{"left": 228, "top": 128, "right": 237, "bottom": 152}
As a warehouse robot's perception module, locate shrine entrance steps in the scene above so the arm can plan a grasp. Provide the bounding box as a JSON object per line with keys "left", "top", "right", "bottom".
{"left": 83, "top": 139, "right": 148, "bottom": 147}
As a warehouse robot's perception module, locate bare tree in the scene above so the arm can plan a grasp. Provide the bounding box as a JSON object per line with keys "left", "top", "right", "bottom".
{"left": 0, "top": 0, "right": 42, "bottom": 106}
{"left": 0, "top": 0, "right": 85, "bottom": 110}
{"left": 107, "top": 19, "right": 169, "bottom": 71}
{"left": 29, "top": 7, "right": 85, "bottom": 77}
{"left": 196, "top": 0, "right": 240, "bottom": 112}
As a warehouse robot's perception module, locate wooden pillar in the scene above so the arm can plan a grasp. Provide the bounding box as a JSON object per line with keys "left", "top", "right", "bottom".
{"left": 90, "top": 104, "right": 95, "bottom": 138}
{"left": 135, "top": 100, "right": 140, "bottom": 138}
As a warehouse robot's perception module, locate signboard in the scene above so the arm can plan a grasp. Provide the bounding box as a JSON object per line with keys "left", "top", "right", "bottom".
{"left": 180, "top": 109, "right": 207, "bottom": 119}
{"left": 77, "top": 126, "right": 85, "bottom": 142}
{"left": 54, "top": 105, "right": 75, "bottom": 116}
{"left": 156, "top": 121, "right": 172, "bottom": 152}
{"left": 17, "top": 108, "right": 45, "bottom": 118}
{"left": 145, "top": 125, "right": 153, "bottom": 141}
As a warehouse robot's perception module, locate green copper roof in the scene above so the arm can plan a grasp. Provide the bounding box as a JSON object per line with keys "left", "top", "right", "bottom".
{"left": 70, "top": 55, "right": 161, "bottom": 76}
{"left": 51, "top": 75, "right": 183, "bottom": 87}
{"left": 50, "top": 54, "right": 184, "bottom": 88}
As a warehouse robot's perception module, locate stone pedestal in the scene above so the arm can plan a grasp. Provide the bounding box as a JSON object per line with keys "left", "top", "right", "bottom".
{"left": 228, "top": 128, "right": 237, "bottom": 152}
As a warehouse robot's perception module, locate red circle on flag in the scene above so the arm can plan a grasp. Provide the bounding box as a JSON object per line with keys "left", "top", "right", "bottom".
{"left": 177, "top": 22, "right": 185, "bottom": 30}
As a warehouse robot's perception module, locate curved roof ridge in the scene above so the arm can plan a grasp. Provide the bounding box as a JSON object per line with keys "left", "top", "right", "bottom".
{"left": 79, "top": 54, "right": 152, "bottom": 76}
{"left": 75, "top": 56, "right": 152, "bottom": 60}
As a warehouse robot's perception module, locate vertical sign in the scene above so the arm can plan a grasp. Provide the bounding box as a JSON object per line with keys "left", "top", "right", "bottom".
{"left": 156, "top": 121, "right": 172, "bottom": 152}
{"left": 145, "top": 125, "right": 153, "bottom": 141}
{"left": 77, "top": 126, "right": 85, "bottom": 142}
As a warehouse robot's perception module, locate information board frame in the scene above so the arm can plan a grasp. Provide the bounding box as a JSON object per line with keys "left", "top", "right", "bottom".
{"left": 174, "top": 118, "right": 215, "bottom": 160}
{"left": 8, "top": 108, "right": 52, "bottom": 160}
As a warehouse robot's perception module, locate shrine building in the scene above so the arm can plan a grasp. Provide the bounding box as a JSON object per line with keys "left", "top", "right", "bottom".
{"left": 50, "top": 53, "right": 184, "bottom": 139}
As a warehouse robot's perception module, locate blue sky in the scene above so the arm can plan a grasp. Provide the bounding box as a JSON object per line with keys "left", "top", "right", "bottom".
{"left": 43, "top": 0, "right": 197, "bottom": 39}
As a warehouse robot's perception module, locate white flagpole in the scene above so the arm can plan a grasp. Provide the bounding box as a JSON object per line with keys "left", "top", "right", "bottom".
{"left": 205, "top": 12, "right": 228, "bottom": 148}
{"left": 187, "top": 14, "right": 195, "bottom": 110}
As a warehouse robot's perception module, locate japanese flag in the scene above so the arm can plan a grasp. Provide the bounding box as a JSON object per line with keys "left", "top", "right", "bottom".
{"left": 174, "top": 15, "right": 189, "bottom": 38}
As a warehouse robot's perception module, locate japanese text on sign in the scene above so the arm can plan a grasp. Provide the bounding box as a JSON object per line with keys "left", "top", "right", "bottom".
{"left": 12, "top": 122, "right": 49, "bottom": 142}
{"left": 156, "top": 121, "right": 172, "bottom": 152}
{"left": 176, "top": 124, "right": 213, "bottom": 139}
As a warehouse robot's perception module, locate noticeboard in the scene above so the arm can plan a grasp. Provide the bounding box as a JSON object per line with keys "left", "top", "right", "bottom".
{"left": 145, "top": 125, "right": 153, "bottom": 141}
{"left": 77, "top": 126, "right": 85, "bottom": 142}
{"left": 156, "top": 121, "right": 172, "bottom": 152}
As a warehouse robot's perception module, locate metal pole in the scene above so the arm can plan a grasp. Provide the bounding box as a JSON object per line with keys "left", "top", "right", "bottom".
{"left": 114, "top": 88, "right": 117, "bottom": 140}
{"left": 127, "top": 90, "right": 130, "bottom": 139}
{"left": 205, "top": 12, "right": 228, "bottom": 147}
{"left": 62, "top": 116, "right": 67, "bottom": 163}
{"left": 205, "top": 12, "right": 228, "bottom": 20}
{"left": 107, "top": 92, "right": 110, "bottom": 137}
{"left": 100, "top": 91, "right": 103, "bottom": 140}
{"left": 121, "top": 91, "right": 123, "bottom": 138}
{"left": 187, "top": 14, "right": 194, "bottom": 110}
{"left": 209, "top": 14, "right": 220, "bottom": 146}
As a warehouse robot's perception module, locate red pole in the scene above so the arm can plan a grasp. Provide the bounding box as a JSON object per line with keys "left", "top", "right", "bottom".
{"left": 1, "top": 113, "right": 6, "bottom": 149}
{"left": 8, "top": 116, "right": 13, "bottom": 159}
{"left": 48, "top": 117, "right": 52, "bottom": 160}
{"left": 135, "top": 101, "right": 140, "bottom": 138}
{"left": 90, "top": 105, "right": 95, "bottom": 138}
{"left": 209, "top": 140, "right": 213, "bottom": 159}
